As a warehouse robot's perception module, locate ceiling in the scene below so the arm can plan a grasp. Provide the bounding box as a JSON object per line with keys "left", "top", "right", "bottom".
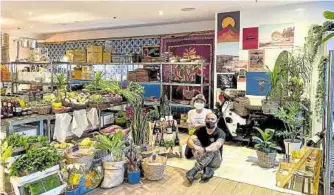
{"left": 1, "top": 1, "right": 304, "bottom": 35}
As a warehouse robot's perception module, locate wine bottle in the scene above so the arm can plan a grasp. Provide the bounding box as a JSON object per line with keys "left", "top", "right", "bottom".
{"left": 15, "top": 100, "right": 22, "bottom": 117}
{"left": 159, "top": 131, "right": 165, "bottom": 147}
{"left": 175, "top": 131, "right": 180, "bottom": 146}
{"left": 306, "top": 130, "right": 326, "bottom": 147}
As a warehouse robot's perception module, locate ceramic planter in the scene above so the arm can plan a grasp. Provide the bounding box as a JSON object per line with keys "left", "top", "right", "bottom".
{"left": 284, "top": 139, "right": 302, "bottom": 155}
{"left": 256, "top": 150, "right": 277, "bottom": 168}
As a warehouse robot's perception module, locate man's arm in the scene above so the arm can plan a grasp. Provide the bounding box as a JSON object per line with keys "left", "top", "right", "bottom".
{"left": 187, "top": 135, "right": 201, "bottom": 150}
{"left": 204, "top": 138, "right": 224, "bottom": 152}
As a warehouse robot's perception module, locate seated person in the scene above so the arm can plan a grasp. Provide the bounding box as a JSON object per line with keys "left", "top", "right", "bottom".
{"left": 185, "top": 112, "right": 225, "bottom": 183}
{"left": 187, "top": 94, "right": 212, "bottom": 129}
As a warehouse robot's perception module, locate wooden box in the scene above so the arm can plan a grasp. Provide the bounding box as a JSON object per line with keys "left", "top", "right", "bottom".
{"left": 73, "top": 49, "right": 86, "bottom": 63}
{"left": 72, "top": 70, "right": 82, "bottom": 80}
{"left": 127, "top": 71, "right": 137, "bottom": 82}
{"left": 87, "top": 52, "right": 102, "bottom": 63}
{"left": 1, "top": 71, "right": 11, "bottom": 81}
{"left": 87, "top": 45, "right": 103, "bottom": 53}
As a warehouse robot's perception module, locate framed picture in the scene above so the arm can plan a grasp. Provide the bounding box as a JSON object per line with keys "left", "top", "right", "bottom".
{"left": 142, "top": 45, "right": 160, "bottom": 58}
{"left": 216, "top": 55, "right": 238, "bottom": 73}
{"left": 217, "top": 11, "right": 240, "bottom": 43}
{"left": 249, "top": 50, "right": 265, "bottom": 72}
{"left": 259, "top": 23, "right": 295, "bottom": 49}
{"left": 246, "top": 72, "right": 271, "bottom": 96}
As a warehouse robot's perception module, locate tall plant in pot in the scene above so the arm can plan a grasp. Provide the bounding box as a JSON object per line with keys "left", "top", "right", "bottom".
{"left": 130, "top": 101, "right": 151, "bottom": 146}
{"left": 273, "top": 102, "right": 305, "bottom": 155}
{"left": 95, "top": 132, "right": 126, "bottom": 188}
{"left": 252, "top": 127, "right": 281, "bottom": 168}
{"left": 125, "top": 140, "right": 142, "bottom": 184}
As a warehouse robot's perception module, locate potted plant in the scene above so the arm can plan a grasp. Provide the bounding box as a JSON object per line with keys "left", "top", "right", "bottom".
{"left": 252, "top": 127, "right": 281, "bottom": 168}
{"left": 125, "top": 140, "right": 142, "bottom": 184}
{"left": 94, "top": 132, "right": 126, "bottom": 188}
{"left": 114, "top": 111, "right": 128, "bottom": 127}
{"left": 273, "top": 102, "right": 305, "bottom": 155}
{"left": 0, "top": 140, "right": 13, "bottom": 193}
{"left": 130, "top": 101, "right": 151, "bottom": 146}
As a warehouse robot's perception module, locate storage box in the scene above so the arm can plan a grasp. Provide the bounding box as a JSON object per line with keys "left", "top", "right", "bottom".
{"left": 1, "top": 71, "right": 11, "bottom": 81}
{"left": 127, "top": 71, "right": 136, "bottom": 82}
{"left": 87, "top": 52, "right": 102, "bottom": 63}
{"left": 73, "top": 49, "right": 86, "bottom": 63}
{"left": 82, "top": 72, "right": 91, "bottom": 80}
{"left": 103, "top": 52, "right": 111, "bottom": 63}
{"left": 72, "top": 70, "right": 82, "bottom": 80}
{"left": 100, "top": 113, "right": 114, "bottom": 127}
{"left": 87, "top": 45, "right": 103, "bottom": 53}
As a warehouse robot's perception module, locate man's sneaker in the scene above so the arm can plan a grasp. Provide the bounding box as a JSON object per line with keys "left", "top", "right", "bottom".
{"left": 186, "top": 168, "right": 199, "bottom": 184}
{"left": 200, "top": 167, "right": 214, "bottom": 182}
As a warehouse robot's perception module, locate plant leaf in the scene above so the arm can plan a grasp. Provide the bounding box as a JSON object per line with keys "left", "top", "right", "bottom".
{"left": 321, "top": 32, "right": 334, "bottom": 44}
{"left": 252, "top": 136, "right": 263, "bottom": 144}
{"left": 324, "top": 11, "right": 334, "bottom": 19}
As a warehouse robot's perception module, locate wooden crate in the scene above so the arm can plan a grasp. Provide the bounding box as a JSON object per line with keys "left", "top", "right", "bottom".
{"left": 276, "top": 147, "right": 322, "bottom": 195}
{"left": 72, "top": 70, "right": 82, "bottom": 80}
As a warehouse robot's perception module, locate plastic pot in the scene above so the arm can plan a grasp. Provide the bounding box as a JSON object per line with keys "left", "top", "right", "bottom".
{"left": 127, "top": 170, "right": 141, "bottom": 184}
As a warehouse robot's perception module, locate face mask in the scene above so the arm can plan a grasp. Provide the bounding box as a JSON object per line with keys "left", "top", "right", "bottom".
{"left": 205, "top": 121, "right": 216, "bottom": 129}
{"left": 194, "top": 102, "right": 204, "bottom": 110}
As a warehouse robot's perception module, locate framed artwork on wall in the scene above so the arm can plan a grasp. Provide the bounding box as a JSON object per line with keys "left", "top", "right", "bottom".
{"left": 246, "top": 72, "right": 271, "bottom": 96}
{"left": 259, "top": 23, "right": 295, "bottom": 49}
{"left": 217, "top": 11, "right": 240, "bottom": 43}
{"left": 249, "top": 50, "right": 265, "bottom": 72}
{"left": 243, "top": 27, "right": 258, "bottom": 50}
{"left": 216, "top": 55, "right": 239, "bottom": 73}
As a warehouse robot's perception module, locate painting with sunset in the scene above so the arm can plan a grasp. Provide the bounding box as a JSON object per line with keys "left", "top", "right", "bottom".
{"left": 217, "top": 11, "right": 240, "bottom": 43}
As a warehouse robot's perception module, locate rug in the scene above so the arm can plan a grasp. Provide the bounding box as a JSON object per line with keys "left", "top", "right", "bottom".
{"left": 167, "top": 144, "right": 301, "bottom": 195}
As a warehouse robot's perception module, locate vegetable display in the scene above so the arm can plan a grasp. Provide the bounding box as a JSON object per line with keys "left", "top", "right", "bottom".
{"left": 9, "top": 146, "right": 61, "bottom": 176}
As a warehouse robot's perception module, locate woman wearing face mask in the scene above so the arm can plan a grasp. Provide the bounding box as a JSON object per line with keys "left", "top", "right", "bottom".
{"left": 186, "top": 94, "right": 212, "bottom": 129}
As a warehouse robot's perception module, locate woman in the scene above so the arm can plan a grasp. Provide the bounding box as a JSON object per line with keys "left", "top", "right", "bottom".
{"left": 187, "top": 94, "right": 212, "bottom": 129}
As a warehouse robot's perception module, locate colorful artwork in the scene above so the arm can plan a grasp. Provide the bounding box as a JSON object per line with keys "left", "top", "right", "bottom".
{"left": 216, "top": 55, "right": 238, "bottom": 73}
{"left": 243, "top": 27, "right": 258, "bottom": 50}
{"left": 246, "top": 72, "right": 271, "bottom": 96}
{"left": 249, "top": 50, "right": 265, "bottom": 72}
{"left": 217, "top": 11, "right": 240, "bottom": 43}
{"left": 217, "top": 74, "right": 237, "bottom": 89}
{"left": 259, "top": 23, "right": 295, "bottom": 48}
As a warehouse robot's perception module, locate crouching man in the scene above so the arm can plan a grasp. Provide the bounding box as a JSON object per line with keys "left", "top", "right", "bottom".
{"left": 185, "top": 112, "right": 225, "bottom": 183}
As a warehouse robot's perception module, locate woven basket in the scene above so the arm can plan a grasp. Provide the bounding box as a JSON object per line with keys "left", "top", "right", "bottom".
{"left": 262, "top": 100, "right": 280, "bottom": 115}
{"left": 88, "top": 102, "right": 110, "bottom": 109}
{"left": 256, "top": 150, "right": 276, "bottom": 168}
{"left": 62, "top": 98, "right": 87, "bottom": 110}
{"left": 65, "top": 146, "right": 95, "bottom": 171}
{"left": 233, "top": 97, "right": 250, "bottom": 117}
{"left": 32, "top": 106, "right": 51, "bottom": 115}
{"left": 142, "top": 155, "right": 167, "bottom": 181}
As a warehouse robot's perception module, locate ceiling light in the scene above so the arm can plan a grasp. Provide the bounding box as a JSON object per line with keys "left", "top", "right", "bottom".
{"left": 159, "top": 11, "right": 163, "bottom": 16}
{"left": 28, "top": 12, "right": 33, "bottom": 16}
{"left": 295, "top": 8, "right": 305, "bottom": 12}
{"left": 30, "top": 25, "right": 33, "bottom": 29}
{"left": 181, "top": 8, "right": 196, "bottom": 12}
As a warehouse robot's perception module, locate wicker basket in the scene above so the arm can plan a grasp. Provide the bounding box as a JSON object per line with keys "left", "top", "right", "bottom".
{"left": 233, "top": 97, "right": 250, "bottom": 117}
{"left": 52, "top": 107, "right": 71, "bottom": 114}
{"left": 31, "top": 106, "right": 51, "bottom": 115}
{"left": 88, "top": 102, "right": 110, "bottom": 109}
{"left": 262, "top": 100, "right": 280, "bottom": 115}
{"left": 62, "top": 98, "right": 87, "bottom": 110}
{"left": 256, "top": 150, "right": 277, "bottom": 168}
{"left": 65, "top": 146, "right": 95, "bottom": 171}
{"left": 142, "top": 155, "right": 167, "bottom": 180}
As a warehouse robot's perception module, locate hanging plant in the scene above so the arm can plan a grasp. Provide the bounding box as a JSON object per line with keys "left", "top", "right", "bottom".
{"left": 315, "top": 56, "right": 328, "bottom": 120}
{"left": 321, "top": 11, "right": 334, "bottom": 44}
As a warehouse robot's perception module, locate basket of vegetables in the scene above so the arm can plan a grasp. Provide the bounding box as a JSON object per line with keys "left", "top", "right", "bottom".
{"left": 62, "top": 92, "right": 89, "bottom": 110}
{"left": 29, "top": 101, "right": 52, "bottom": 115}
{"left": 87, "top": 94, "right": 110, "bottom": 109}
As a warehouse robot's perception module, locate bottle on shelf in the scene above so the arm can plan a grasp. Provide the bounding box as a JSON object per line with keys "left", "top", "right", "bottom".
{"left": 175, "top": 131, "right": 180, "bottom": 146}
{"left": 306, "top": 130, "right": 326, "bottom": 147}
{"left": 159, "top": 131, "right": 165, "bottom": 147}
{"left": 7, "top": 100, "right": 13, "bottom": 118}
{"left": 15, "top": 100, "right": 22, "bottom": 116}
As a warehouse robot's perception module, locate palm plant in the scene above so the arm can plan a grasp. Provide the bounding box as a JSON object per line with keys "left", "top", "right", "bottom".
{"left": 55, "top": 73, "right": 67, "bottom": 102}
{"left": 85, "top": 71, "right": 104, "bottom": 92}
{"left": 273, "top": 102, "right": 304, "bottom": 143}
{"left": 252, "top": 127, "right": 281, "bottom": 154}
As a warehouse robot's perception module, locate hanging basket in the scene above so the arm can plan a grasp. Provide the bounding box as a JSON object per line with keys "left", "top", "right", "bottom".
{"left": 142, "top": 155, "right": 167, "bottom": 181}
{"left": 256, "top": 150, "right": 277, "bottom": 168}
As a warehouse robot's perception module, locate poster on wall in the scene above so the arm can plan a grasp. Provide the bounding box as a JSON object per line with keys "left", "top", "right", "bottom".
{"left": 236, "top": 60, "right": 248, "bottom": 75}
{"left": 259, "top": 23, "right": 295, "bottom": 48}
{"left": 216, "top": 55, "right": 238, "bottom": 73}
{"left": 246, "top": 72, "right": 271, "bottom": 96}
{"left": 243, "top": 27, "right": 258, "bottom": 50}
{"left": 249, "top": 50, "right": 265, "bottom": 72}
{"left": 217, "top": 74, "right": 237, "bottom": 89}
{"left": 217, "top": 11, "right": 240, "bottom": 43}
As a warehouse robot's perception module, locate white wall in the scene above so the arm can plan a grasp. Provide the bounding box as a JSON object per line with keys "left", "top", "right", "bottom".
{"left": 41, "top": 20, "right": 215, "bottom": 42}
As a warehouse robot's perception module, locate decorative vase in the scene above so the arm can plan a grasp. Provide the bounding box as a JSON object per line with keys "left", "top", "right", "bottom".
{"left": 284, "top": 139, "right": 302, "bottom": 155}
{"left": 256, "top": 150, "right": 277, "bottom": 168}
{"left": 127, "top": 170, "right": 141, "bottom": 184}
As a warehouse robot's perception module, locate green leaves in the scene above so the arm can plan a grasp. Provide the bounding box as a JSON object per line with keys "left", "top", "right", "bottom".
{"left": 252, "top": 127, "right": 279, "bottom": 154}
{"left": 0, "top": 140, "right": 13, "bottom": 164}
{"left": 321, "top": 32, "right": 334, "bottom": 44}
{"left": 95, "top": 131, "right": 124, "bottom": 161}
{"left": 324, "top": 11, "right": 334, "bottom": 19}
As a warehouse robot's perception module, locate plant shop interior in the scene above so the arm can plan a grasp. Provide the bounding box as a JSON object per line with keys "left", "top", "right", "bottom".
{"left": 1, "top": 1, "right": 334, "bottom": 195}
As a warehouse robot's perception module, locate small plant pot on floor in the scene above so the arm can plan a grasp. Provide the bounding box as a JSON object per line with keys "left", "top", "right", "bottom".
{"left": 127, "top": 170, "right": 141, "bottom": 184}
{"left": 256, "top": 150, "right": 277, "bottom": 168}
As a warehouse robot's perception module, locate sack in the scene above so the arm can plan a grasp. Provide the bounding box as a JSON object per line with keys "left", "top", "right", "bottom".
{"left": 101, "top": 161, "right": 125, "bottom": 188}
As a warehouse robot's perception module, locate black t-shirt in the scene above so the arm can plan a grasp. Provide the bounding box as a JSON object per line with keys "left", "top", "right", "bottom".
{"left": 195, "top": 127, "right": 226, "bottom": 155}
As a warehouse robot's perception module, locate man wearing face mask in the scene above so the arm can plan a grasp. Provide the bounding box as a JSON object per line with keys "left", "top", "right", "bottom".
{"left": 187, "top": 94, "right": 212, "bottom": 129}
{"left": 185, "top": 112, "right": 225, "bottom": 183}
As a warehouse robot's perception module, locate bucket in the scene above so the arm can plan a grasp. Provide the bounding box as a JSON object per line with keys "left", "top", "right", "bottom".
{"left": 128, "top": 170, "right": 141, "bottom": 184}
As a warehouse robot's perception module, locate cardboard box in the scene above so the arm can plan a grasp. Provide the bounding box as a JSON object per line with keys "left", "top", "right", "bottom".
{"left": 72, "top": 70, "right": 82, "bottom": 80}
{"left": 87, "top": 45, "right": 103, "bottom": 53}
{"left": 103, "top": 52, "right": 111, "bottom": 63}
{"left": 87, "top": 52, "right": 102, "bottom": 63}
{"left": 1, "top": 71, "right": 11, "bottom": 81}
{"left": 82, "top": 72, "right": 91, "bottom": 80}
{"left": 73, "top": 49, "right": 86, "bottom": 63}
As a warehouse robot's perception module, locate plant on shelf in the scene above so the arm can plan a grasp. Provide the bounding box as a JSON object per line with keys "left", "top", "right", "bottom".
{"left": 5, "top": 133, "right": 28, "bottom": 150}
{"left": 273, "top": 102, "right": 305, "bottom": 155}
{"left": 85, "top": 71, "right": 104, "bottom": 92}
{"left": 114, "top": 111, "right": 128, "bottom": 127}
{"left": 252, "top": 127, "right": 281, "bottom": 168}
{"left": 130, "top": 101, "right": 151, "bottom": 146}
{"left": 9, "top": 146, "right": 61, "bottom": 177}
{"left": 124, "top": 140, "right": 142, "bottom": 184}
{"left": 120, "top": 82, "right": 144, "bottom": 103}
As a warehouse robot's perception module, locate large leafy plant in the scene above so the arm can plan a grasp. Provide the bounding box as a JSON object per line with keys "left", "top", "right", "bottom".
{"left": 321, "top": 11, "right": 334, "bottom": 44}
{"left": 95, "top": 131, "right": 125, "bottom": 162}
{"left": 0, "top": 140, "right": 13, "bottom": 164}
{"left": 252, "top": 127, "right": 281, "bottom": 154}
{"left": 273, "top": 102, "right": 304, "bottom": 142}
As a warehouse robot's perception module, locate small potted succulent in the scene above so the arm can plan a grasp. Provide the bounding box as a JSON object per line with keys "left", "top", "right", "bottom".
{"left": 114, "top": 111, "right": 128, "bottom": 128}
{"left": 252, "top": 127, "right": 281, "bottom": 168}
{"left": 125, "top": 140, "right": 142, "bottom": 184}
